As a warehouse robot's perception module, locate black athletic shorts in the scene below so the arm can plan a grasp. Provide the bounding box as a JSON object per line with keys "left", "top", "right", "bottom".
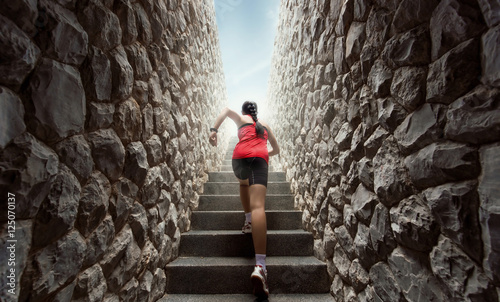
{"left": 232, "top": 157, "right": 269, "bottom": 187}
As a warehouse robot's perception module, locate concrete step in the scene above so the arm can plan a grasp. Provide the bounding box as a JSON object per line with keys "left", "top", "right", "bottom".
{"left": 159, "top": 294, "right": 334, "bottom": 301}
{"left": 204, "top": 182, "right": 290, "bottom": 195}
{"left": 165, "top": 256, "right": 330, "bottom": 294}
{"left": 209, "top": 171, "right": 286, "bottom": 182}
{"left": 179, "top": 230, "right": 313, "bottom": 257}
{"left": 220, "top": 165, "right": 232, "bottom": 171}
{"left": 198, "top": 194, "right": 295, "bottom": 211}
{"left": 191, "top": 211, "right": 302, "bottom": 230}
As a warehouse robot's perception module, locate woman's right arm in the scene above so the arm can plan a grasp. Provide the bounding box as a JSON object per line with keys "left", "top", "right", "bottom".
{"left": 210, "top": 107, "right": 242, "bottom": 146}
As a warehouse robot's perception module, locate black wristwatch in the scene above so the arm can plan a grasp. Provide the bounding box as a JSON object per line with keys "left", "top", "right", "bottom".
{"left": 210, "top": 128, "right": 218, "bottom": 133}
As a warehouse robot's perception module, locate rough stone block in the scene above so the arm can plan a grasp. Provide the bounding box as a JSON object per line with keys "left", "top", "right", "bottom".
{"left": 77, "top": 171, "right": 110, "bottom": 237}
{"left": 83, "top": 215, "right": 115, "bottom": 268}
{"left": 134, "top": 2, "right": 152, "bottom": 46}
{"left": 368, "top": 60, "right": 392, "bottom": 98}
{"left": 109, "top": 178, "right": 137, "bottom": 231}
{"left": 150, "top": 268, "right": 166, "bottom": 301}
{"left": 33, "top": 165, "right": 81, "bottom": 248}
{"left": 141, "top": 103, "right": 154, "bottom": 140}
{"left": 391, "top": 0, "right": 438, "bottom": 34}
{"left": 405, "top": 142, "right": 480, "bottom": 189}
{"left": 373, "top": 136, "right": 413, "bottom": 206}
{"left": 0, "top": 133, "right": 59, "bottom": 219}
{"left": 388, "top": 246, "right": 447, "bottom": 301}
{"left": 426, "top": 38, "right": 481, "bottom": 104}
{"left": 370, "top": 203, "right": 397, "bottom": 260}
{"left": 376, "top": 97, "right": 407, "bottom": 133}
{"left": 390, "top": 66, "right": 427, "bottom": 112}
{"left": 343, "top": 204, "right": 358, "bottom": 239}
{"left": 0, "top": 86, "right": 26, "bottom": 148}
{"left": 81, "top": 46, "right": 112, "bottom": 102}
{"left": 87, "top": 102, "right": 115, "bottom": 131}
{"left": 129, "top": 202, "right": 148, "bottom": 247}
{"left": 37, "top": 0, "right": 88, "bottom": 65}
{"left": 394, "top": 103, "right": 446, "bottom": 155}
{"left": 0, "top": 14, "right": 40, "bottom": 89}
{"left": 55, "top": 135, "right": 93, "bottom": 181}
{"left": 125, "top": 42, "right": 152, "bottom": 81}
{"left": 346, "top": 22, "right": 366, "bottom": 67}
{"left": 390, "top": 195, "right": 439, "bottom": 252}
{"left": 478, "top": 143, "right": 500, "bottom": 284}
{"left": 100, "top": 225, "right": 133, "bottom": 277}
{"left": 349, "top": 258, "right": 369, "bottom": 292}
{"left": 383, "top": 24, "right": 431, "bottom": 68}
{"left": 0, "top": 0, "right": 38, "bottom": 35}
{"left": 88, "top": 129, "right": 125, "bottom": 181}
{"left": 73, "top": 264, "right": 107, "bottom": 302}
{"left": 430, "top": 235, "right": 497, "bottom": 300}
{"left": 109, "top": 45, "right": 134, "bottom": 101}
{"left": 334, "top": 122, "right": 353, "bottom": 150}
{"left": 481, "top": 25, "right": 500, "bottom": 87}
{"left": 119, "top": 277, "right": 139, "bottom": 301}
{"left": 354, "top": 223, "right": 377, "bottom": 269}
{"left": 363, "top": 126, "right": 389, "bottom": 159}
{"left": 79, "top": 2, "right": 122, "bottom": 51}
{"left": 334, "top": 225, "right": 356, "bottom": 261}
{"left": 333, "top": 243, "right": 352, "bottom": 282}
{"left": 145, "top": 134, "right": 163, "bottom": 166}
{"left": 430, "top": 0, "right": 486, "bottom": 61}
{"left": 114, "top": 97, "right": 142, "bottom": 144}
{"left": 334, "top": 36, "right": 349, "bottom": 75}
{"left": 351, "top": 184, "right": 378, "bottom": 224}
{"left": 369, "top": 262, "right": 405, "bottom": 302}
{"left": 108, "top": 238, "right": 140, "bottom": 293}
{"left": 140, "top": 166, "right": 162, "bottom": 207}
{"left": 114, "top": 0, "right": 138, "bottom": 45}
{"left": 357, "top": 157, "right": 373, "bottom": 189}
{"left": 477, "top": 0, "right": 500, "bottom": 27}
{"left": 30, "top": 231, "right": 86, "bottom": 301}
{"left": 423, "top": 181, "right": 483, "bottom": 263}
{"left": 29, "top": 58, "right": 86, "bottom": 142}
{"left": 123, "top": 141, "right": 149, "bottom": 187}
{"left": 445, "top": 85, "right": 500, "bottom": 144}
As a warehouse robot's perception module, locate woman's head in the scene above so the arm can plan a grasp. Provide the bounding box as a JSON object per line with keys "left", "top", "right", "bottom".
{"left": 242, "top": 100, "right": 265, "bottom": 137}
{"left": 242, "top": 101, "right": 258, "bottom": 117}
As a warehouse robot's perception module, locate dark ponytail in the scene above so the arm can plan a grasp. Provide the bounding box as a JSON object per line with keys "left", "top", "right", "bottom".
{"left": 242, "top": 101, "right": 264, "bottom": 137}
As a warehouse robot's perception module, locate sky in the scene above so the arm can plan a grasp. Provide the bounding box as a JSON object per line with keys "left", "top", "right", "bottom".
{"left": 214, "top": 0, "right": 281, "bottom": 120}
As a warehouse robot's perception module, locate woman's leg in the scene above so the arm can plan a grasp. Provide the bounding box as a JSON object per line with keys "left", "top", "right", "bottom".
{"left": 249, "top": 184, "right": 267, "bottom": 254}
{"left": 238, "top": 179, "right": 251, "bottom": 213}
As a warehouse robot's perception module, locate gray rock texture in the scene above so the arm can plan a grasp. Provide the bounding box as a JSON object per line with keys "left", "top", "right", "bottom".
{"left": 268, "top": 0, "right": 499, "bottom": 299}
{"left": 0, "top": 1, "right": 228, "bottom": 301}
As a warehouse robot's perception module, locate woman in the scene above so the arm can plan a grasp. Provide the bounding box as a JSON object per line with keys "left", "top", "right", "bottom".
{"left": 209, "top": 101, "right": 279, "bottom": 298}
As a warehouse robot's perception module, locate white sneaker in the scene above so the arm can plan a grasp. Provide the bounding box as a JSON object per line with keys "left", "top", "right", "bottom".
{"left": 251, "top": 265, "right": 269, "bottom": 298}
{"left": 242, "top": 221, "right": 252, "bottom": 234}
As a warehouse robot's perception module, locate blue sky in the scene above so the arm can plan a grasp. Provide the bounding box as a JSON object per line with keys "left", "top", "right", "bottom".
{"left": 214, "top": 0, "right": 281, "bottom": 118}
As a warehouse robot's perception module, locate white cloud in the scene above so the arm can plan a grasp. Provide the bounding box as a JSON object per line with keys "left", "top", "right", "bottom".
{"left": 231, "top": 60, "right": 270, "bottom": 85}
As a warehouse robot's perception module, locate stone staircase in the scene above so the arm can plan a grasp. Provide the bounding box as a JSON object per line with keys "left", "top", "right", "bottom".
{"left": 161, "top": 139, "right": 332, "bottom": 301}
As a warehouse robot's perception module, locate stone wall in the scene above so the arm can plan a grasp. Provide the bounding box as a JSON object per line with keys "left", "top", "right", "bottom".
{"left": 0, "top": 0, "right": 228, "bottom": 301}
{"left": 267, "top": 0, "right": 500, "bottom": 301}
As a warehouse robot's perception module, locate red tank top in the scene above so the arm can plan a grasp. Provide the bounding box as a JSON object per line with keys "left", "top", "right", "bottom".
{"left": 232, "top": 120, "right": 269, "bottom": 163}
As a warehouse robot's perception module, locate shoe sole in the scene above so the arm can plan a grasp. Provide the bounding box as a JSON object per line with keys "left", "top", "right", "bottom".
{"left": 251, "top": 274, "right": 269, "bottom": 298}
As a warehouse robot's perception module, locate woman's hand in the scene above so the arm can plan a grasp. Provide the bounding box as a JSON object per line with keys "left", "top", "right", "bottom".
{"left": 209, "top": 131, "right": 218, "bottom": 146}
